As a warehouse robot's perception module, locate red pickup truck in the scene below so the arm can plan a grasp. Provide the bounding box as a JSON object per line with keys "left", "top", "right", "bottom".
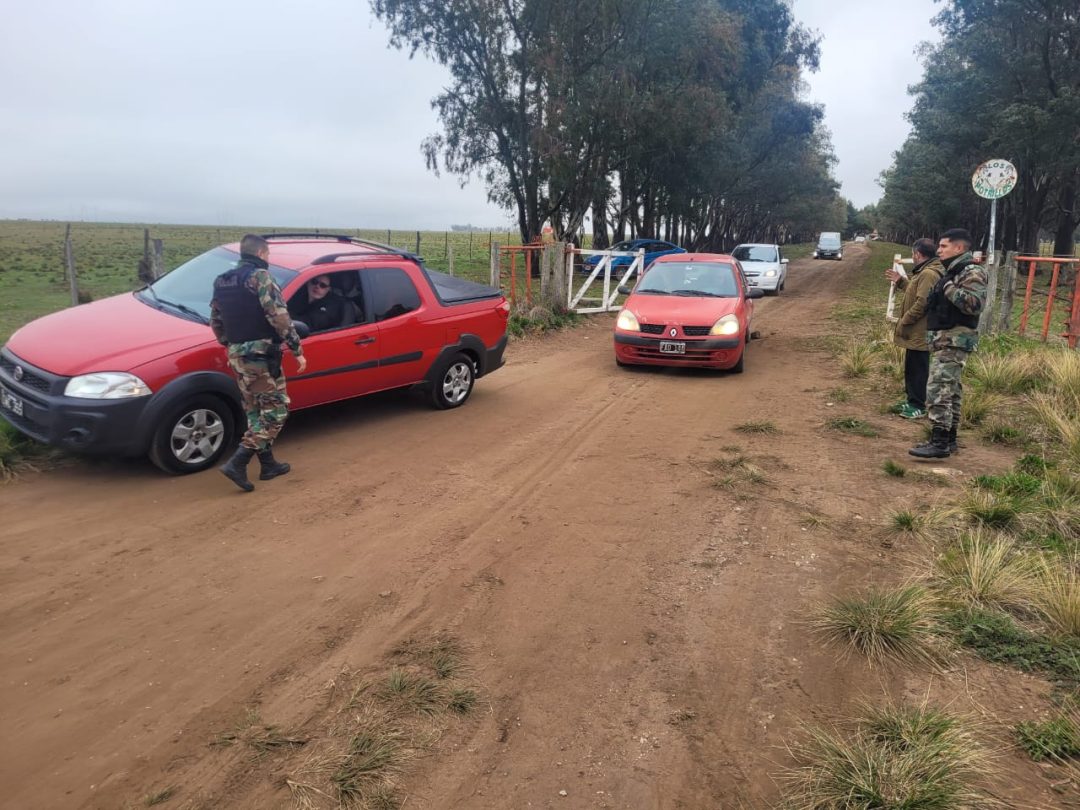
{"left": 0, "top": 234, "right": 509, "bottom": 473}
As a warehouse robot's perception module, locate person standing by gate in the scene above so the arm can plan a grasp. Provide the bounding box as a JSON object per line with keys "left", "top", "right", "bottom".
{"left": 210, "top": 234, "right": 307, "bottom": 491}
{"left": 909, "top": 228, "right": 987, "bottom": 459}
{"left": 885, "top": 239, "right": 943, "bottom": 419}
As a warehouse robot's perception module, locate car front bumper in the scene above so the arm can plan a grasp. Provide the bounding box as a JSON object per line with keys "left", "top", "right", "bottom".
{"left": 746, "top": 275, "right": 780, "bottom": 290}
{"left": 0, "top": 349, "right": 151, "bottom": 456}
{"left": 614, "top": 333, "right": 743, "bottom": 369}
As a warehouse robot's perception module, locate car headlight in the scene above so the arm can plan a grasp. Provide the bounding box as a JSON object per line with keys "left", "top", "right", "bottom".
{"left": 616, "top": 310, "right": 640, "bottom": 331}
{"left": 64, "top": 372, "right": 152, "bottom": 399}
{"left": 764, "top": 269, "right": 777, "bottom": 277}
{"left": 710, "top": 314, "right": 741, "bottom": 336}
{"left": 812, "top": 251, "right": 818, "bottom": 257}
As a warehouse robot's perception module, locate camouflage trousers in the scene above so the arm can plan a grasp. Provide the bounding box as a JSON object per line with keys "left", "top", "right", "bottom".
{"left": 229, "top": 355, "right": 290, "bottom": 452}
{"left": 926, "top": 346, "right": 969, "bottom": 430}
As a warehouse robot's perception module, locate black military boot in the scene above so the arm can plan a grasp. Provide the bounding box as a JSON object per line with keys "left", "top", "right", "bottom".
{"left": 948, "top": 424, "right": 960, "bottom": 454}
{"left": 220, "top": 446, "right": 256, "bottom": 491}
{"left": 257, "top": 448, "right": 291, "bottom": 480}
{"left": 909, "top": 426, "right": 951, "bottom": 459}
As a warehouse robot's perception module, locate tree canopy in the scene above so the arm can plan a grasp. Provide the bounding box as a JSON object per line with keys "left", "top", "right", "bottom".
{"left": 877, "top": 0, "right": 1080, "bottom": 255}
{"left": 371, "top": 0, "right": 844, "bottom": 247}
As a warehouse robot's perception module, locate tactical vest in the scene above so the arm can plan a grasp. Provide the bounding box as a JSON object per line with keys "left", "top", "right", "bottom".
{"left": 212, "top": 263, "right": 278, "bottom": 344}
{"left": 926, "top": 258, "right": 980, "bottom": 331}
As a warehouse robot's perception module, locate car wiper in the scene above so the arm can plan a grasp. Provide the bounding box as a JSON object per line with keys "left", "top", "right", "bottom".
{"left": 635, "top": 289, "right": 672, "bottom": 295}
{"left": 152, "top": 294, "right": 209, "bottom": 324}
{"left": 672, "top": 289, "right": 724, "bottom": 297}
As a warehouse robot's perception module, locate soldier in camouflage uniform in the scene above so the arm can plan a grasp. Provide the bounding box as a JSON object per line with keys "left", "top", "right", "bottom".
{"left": 210, "top": 234, "right": 307, "bottom": 491}
{"left": 909, "top": 228, "right": 987, "bottom": 459}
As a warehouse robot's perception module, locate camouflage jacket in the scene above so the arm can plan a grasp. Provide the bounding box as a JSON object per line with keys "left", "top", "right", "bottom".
{"left": 927, "top": 252, "right": 987, "bottom": 352}
{"left": 210, "top": 264, "right": 303, "bottom": 359}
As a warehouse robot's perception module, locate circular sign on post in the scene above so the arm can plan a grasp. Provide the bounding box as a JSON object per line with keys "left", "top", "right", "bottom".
{"left": 972, "top": 159, "right": 1017, "bottom": 199}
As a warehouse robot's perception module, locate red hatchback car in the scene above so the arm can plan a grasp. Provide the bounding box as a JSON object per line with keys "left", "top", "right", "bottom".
{"left": 613, "top": 253, "right": 763, "bottom": 372}
{"left": 0, "top": 234, "right": 509, "bottom": 474}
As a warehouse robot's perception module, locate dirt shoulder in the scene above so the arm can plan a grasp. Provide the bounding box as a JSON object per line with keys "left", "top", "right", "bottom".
{"left": 0, "top": 244, "right": 1062, "bottom": 808}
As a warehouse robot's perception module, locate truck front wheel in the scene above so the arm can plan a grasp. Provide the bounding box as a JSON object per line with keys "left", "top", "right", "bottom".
{"left": 148, "top": 395, "right": 235, "bottom": 474}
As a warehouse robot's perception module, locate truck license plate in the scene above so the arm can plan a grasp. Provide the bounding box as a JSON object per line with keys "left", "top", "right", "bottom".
{"left": 1, "top": 387, "right": 23, "bottom": 417}
{"left": 659, "top": 341, "right": 685, "bottom": 354}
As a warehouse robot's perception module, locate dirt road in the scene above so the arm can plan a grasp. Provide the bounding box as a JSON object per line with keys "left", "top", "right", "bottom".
{"left": 0, "top": 245, "right": 1060, "bottom": 808}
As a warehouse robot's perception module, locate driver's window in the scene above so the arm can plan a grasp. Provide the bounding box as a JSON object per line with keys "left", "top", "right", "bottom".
{"left": 287, "top": 270, "right": 362, "bottom": 334}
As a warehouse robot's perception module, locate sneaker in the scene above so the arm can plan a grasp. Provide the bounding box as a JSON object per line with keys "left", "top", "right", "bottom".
{"left": 896, "top": 404, "right": 926, "bottom": 419}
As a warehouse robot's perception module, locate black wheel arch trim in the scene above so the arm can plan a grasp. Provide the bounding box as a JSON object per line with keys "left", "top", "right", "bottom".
{"left": 134, "top": 371, "right": 242, "bottom": 450}
{"left": 423, "top": 333, "right": 500, "bottom": 388}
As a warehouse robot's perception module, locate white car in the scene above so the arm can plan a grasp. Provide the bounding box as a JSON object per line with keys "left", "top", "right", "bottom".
{"left": 731, "top": 243, "right": 788, "bottom": 296}
{"left": 855, "top": 235, "right": 867, "bottom": 243}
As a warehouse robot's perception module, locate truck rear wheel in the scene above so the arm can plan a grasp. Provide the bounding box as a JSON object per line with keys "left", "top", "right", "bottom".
{"left": 431, "top": 353, "right": 475, "bottom": 410}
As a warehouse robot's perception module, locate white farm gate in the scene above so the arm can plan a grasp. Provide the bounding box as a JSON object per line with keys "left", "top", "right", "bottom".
{"left": 566, "top": 248, "right": 646, "bottom": 314}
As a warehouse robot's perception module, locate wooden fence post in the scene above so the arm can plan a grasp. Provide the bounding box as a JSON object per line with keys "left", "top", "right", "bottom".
{"left": 444, "top": 231, "right": 449, "bottom": 261}
{"left": 151, "top": 238, "right": 165, "bottom": 280}
{"left": 64, "top": 224, "right": 79, "bottom": 306}
{"left": 490, "top": 242, "right": 500, "bottom": 288}
{"left": 415, "top": 231, "right": 421, "bottom": 255}
{"left": 448, "top": 244, "right": 454, "bottom": 276}
{"left": 539, "top": 242, "right": 570, "bottom": 311}
{"left": 387, "top": 229, "right": 391, "bottom": 245}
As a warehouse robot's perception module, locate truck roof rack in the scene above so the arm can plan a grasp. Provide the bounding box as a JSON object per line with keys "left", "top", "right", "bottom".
{"left": 261, "top": 232, "right": 413, "bottom": 257}
{"left": 311, "top": 250, "right": 424, "bottom": 266}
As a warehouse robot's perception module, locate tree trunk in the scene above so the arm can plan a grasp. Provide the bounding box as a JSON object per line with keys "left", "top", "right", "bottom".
{"left": 1052, "top": 170, "right": 1078, "bottom": 257}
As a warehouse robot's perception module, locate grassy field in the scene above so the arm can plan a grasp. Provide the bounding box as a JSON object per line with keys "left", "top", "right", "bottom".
{"left": 0, "top": 221, "right": 530, "bottom": 344}
{"left": 0, "top": 220, "right": 825, "bottom": 344}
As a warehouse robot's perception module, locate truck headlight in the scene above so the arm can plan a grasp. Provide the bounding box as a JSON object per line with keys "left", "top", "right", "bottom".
{"left": 616, "top": 310, "right": 640, "bottom": 331}
{"left": 65, "top": 372, "right": 151, "bottom": 399}
{"left": 710, "top": 314, "right": 740, "bottom": 336}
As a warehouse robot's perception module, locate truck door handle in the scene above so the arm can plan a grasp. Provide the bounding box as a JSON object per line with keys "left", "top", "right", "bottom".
{"left": 354, "top": 336, "right": 376, "bottom": 346}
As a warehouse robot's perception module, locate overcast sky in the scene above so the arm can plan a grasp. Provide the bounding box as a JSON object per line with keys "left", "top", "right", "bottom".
{"left": 0, "top": 0, "right": 941, "bottom": 229}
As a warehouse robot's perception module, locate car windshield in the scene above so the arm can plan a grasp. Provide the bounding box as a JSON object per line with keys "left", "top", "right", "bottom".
{"left": 732, "top": 245, "right": 777, "bottom": 262}
{"left": 610, "top": 240, "right": 640, "bottom": 252}
{"left": 636, "top": 262, "right": 739, "bottom": 297}
{"left": 137, "top": 247, "right": 297, "bottom": 321}
{"left": 818, "top": 235, "right": 841, "bottom": 248}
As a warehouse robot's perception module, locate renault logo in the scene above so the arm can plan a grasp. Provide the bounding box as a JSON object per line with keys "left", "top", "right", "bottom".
{"left": 669, "top": 328, "right": 677, "bottom": 337}
{"left": 13, "top": 365, "right": 24, "bottom": 382}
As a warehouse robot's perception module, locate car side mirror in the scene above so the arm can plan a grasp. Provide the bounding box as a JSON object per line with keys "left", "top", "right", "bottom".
{"left": 781, "top": 258, "right": 789, "bottom": 264}
{"left": 292, "top": 320, "right": 311, "bottom": 339}
{"left": 748, "top": 288, "right": 765, "bottom": 299}
{"left": 617, "top": 285, "right": 633, "bottom": 296}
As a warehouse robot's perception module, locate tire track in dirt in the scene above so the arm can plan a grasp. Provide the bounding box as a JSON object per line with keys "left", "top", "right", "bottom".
{"left": 1, "top": 244, "right": 1063, "bottom": 809}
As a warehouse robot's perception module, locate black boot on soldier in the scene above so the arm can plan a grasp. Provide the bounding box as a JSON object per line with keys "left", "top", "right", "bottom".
{"left": 948, "top": 423, "right": 960, "bottom": 454}
{"left": 909, "top": 426, "right": 951, "bottom": 459}
{"left": 221, "top": 446, "right": 256, "bottom": 491}
{"left": 257, "top": 449, "right": 291, "bottom": 480}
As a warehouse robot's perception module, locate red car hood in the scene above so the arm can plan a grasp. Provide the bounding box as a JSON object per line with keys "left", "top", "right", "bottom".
{"left": 622, "top": 293, "right": 740, "bottom": 326}
{"left": 6, "top": 293, "right": 213, "bottom": 377}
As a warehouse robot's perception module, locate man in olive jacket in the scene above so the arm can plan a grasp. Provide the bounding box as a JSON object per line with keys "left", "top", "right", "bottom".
{"left": 885, "top": 238, "right": 943, "bottom": 419}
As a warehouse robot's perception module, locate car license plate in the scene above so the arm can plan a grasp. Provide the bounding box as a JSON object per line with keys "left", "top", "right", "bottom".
{"left": 1, "top": 387, "right": 23, "bottom": 417}
{"left": 659, "top": 341, "right": 685, "bottom": 354}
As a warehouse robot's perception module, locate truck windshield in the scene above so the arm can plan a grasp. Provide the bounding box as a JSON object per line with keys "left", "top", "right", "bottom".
{"left": 137, "top": 247, "right": 296, "bottom": 320}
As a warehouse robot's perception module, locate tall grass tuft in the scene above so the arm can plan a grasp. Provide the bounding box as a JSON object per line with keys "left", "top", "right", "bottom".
{"left": 967, "top": 353, "right": 1038, "bottom": 395}
{"left": 779, "top": 702, "right": 998, "bottom": 809}
{"left": 960, "top": 388, "right": 1004, "bottom": 428}
{"left": 932, "top": 531, "right": 1036, "bottom": 610}
{"left": 811, "top": 585, "right": 941, "bottom": 668}
{"left": 1033, "top": 557, "right": 1080, "bottom": 639}
{"left": 841, "top": 340, "right": 876, "bottom": 378}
